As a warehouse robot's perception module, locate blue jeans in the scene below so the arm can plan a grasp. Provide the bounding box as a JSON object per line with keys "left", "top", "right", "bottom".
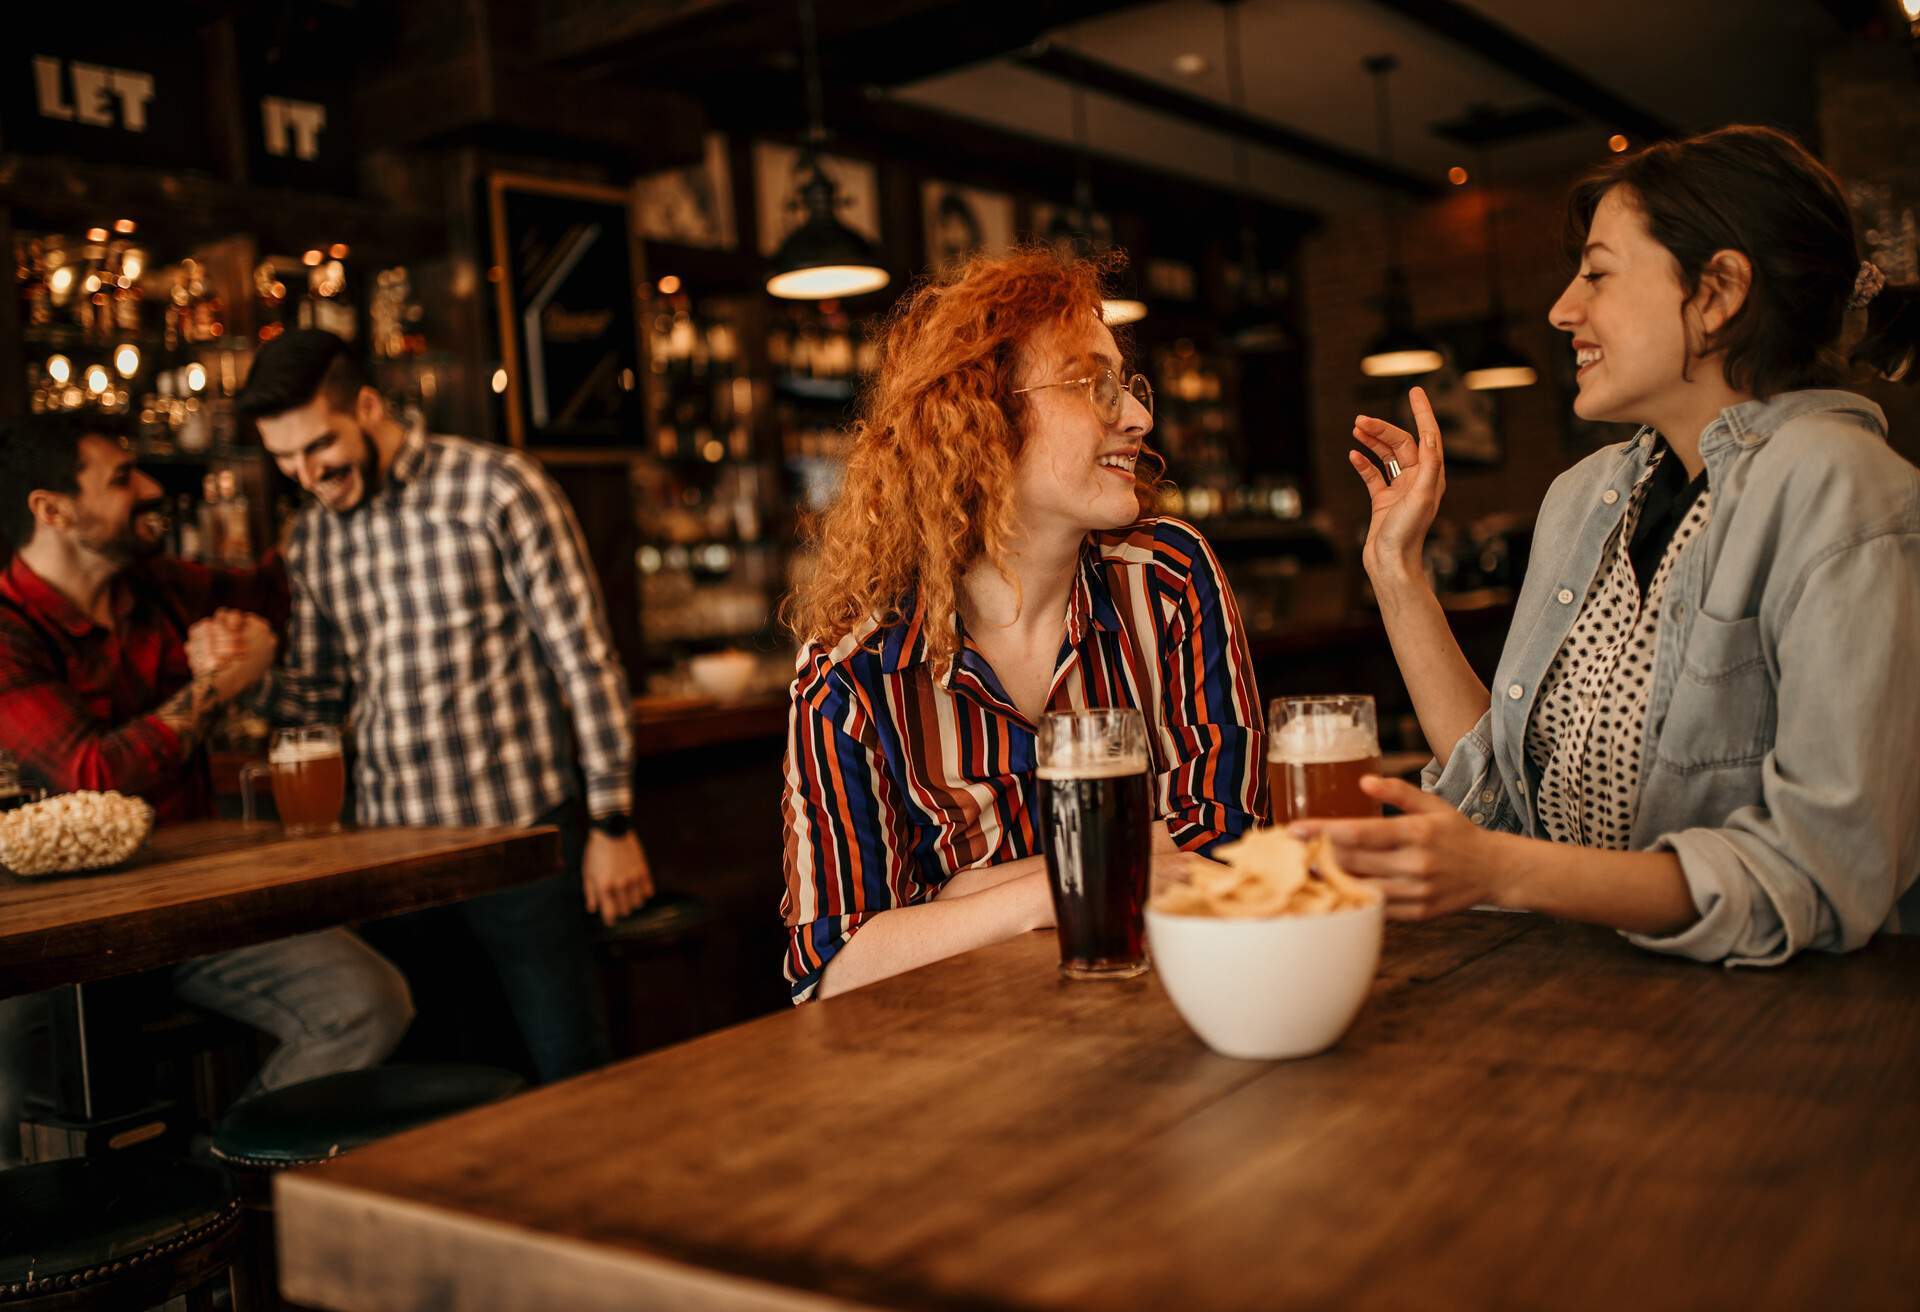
{"left": 363, "top": 804, "right": 610, "bottom": 1083}
{"left": 0, "top": 928, "right": 412, "bottom": 1165}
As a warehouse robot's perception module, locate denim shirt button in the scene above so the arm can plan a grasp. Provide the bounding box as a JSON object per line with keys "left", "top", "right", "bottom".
{"left": 1602, "top": 489, "right": 1620, "bottom": 505}
{"left": 1557, "top": 588, "right": 1575, "bottom": 605}
{"left": 1507, "top": 683, "right": 1524, "bottom": 700}
{"left": 1469, "top": 812, "right": 1485, "bottom": 825}
{"left": 1479, "top": 788, "right": 1496, "bottom": 804}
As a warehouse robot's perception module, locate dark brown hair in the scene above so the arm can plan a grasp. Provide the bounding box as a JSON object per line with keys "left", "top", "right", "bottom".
{"left": 1565, "top": 124, "right": 1919, "bottom": 397}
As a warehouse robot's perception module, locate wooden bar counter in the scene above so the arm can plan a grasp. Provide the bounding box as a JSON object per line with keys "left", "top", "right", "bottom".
{"left": 276, "top": 914, "right": 1920, "bottom": 1311}
{"left": 0, "top": 821, "right": 560, "bottom": 997}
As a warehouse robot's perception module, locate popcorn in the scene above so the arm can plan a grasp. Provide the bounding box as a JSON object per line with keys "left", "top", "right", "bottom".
{"left": 0, "top": 790, "right": 154, "bottom": 876}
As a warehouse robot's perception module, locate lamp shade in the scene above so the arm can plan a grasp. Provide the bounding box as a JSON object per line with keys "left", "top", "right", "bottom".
{"left": 1360, "top": 323, "right": 1443, "bottom": 377}
{"left": 766, "top": 164, "right": 889, "bottom": 301}
{"left": 1360, "top": 266, "right": 1441, "bottom": 377}
{"left": 1462, "top": 321, "right": 1536, "bottom": 390}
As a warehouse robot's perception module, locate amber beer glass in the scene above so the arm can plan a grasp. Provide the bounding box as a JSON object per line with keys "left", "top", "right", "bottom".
{"left": 242, "top": 726, "right": 345, "bottom": 837}
{"left": 1036, "top": 708, "right": 1153, "bottom": 980}
{"left": 1267, "top": 695, "right": 1382, "bottom": 823}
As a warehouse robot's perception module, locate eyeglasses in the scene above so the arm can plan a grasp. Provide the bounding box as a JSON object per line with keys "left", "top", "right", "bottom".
{"left": 1012, "top": 368, "right": 1154, "bottom": 427}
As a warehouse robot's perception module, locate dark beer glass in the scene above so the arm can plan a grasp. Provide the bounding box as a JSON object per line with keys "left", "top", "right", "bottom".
{"left": 1267, "top": 695, "right": 1382, "bottom": 824}
{"left": 1036, "top": 708, "right": 1153, "bottom": 980}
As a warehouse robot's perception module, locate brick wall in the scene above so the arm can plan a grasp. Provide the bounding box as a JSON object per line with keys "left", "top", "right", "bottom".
{"left": 1298, "top": 170, "right": 1598, "bottom": 551}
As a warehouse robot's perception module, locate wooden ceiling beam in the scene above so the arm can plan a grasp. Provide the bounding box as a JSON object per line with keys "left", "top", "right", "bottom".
{"left": 1013, "top": 42, "right": 1441, "bottom": 198}
{"left": 1365, "top": 0, "right": 1678, "bottom": 143}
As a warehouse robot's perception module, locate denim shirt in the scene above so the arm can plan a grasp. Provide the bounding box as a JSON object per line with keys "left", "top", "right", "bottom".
{"left": 1426, "top": 389, "right": 1920, "bottom": 965}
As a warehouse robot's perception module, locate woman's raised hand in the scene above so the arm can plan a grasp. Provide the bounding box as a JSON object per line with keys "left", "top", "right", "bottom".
{"left": 1349, "top": 386, "right": 1447, "bottom": 585}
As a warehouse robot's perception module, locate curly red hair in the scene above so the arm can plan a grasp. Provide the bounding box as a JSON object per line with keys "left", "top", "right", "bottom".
{"left": 783, "top": 246, "right": 1164, "bottom": 668}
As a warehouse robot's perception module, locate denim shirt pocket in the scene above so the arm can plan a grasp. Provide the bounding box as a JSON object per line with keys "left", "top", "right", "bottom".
{"left": 1654, "top": 611, "right": 1775, "bottom": 770}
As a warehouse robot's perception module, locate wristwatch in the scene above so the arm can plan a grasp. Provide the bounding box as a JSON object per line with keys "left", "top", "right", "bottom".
{"left": 588, "top": 811, "right": 633, "bottom": 839}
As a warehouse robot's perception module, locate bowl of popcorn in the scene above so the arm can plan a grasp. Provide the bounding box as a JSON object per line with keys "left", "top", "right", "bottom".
{"left": 1147, "top": 828, "right": 1383, "bottom": 1060}
{"left": 0, "top": 790, "right": 154, "bottom": 878}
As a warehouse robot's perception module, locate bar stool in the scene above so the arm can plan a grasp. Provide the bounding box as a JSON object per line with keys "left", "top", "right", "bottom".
{"left": 0, "top": 1156, "right": 242, "bottom": 1309}
{"left": 210, "top": 1064, "right": 525, "bottom": 1309}
{"left": 596, "top": 891, "right": 716, "bottom": 1054}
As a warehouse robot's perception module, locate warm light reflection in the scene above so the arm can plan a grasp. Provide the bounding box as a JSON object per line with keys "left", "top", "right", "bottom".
{"left": 302, "top": 249, "right": 323, "bottom": 267}
{"left": 1101, "top": 298, "right": 1148, "bottom": 326}
{"left": 47, "top": 355, "right": 72, "bottom": 385}
{"left": 49, "top": 266, "right": 75, "bottom": 297}
{"left": 1448, "top": 166, "right": 1469, "bottom": 186}
{"left": 1608, "top": 134, "right": 1630, "bottom": 153}
{"left": 1360, "top": 348, "right": 1444, "bottom": 377}
{"left": 185, "top": 363, "right": 208, "bottom": 393}
{"left": 329, "top": 243, "right": 350, "bottom": 259}
{"left": 1464, "top": 364, "right": 1539, "bottom": 391}
{"left": 85, "top": 365, "right": 111, "bottom": 395}
{"left": 766, "top": 264, "right": 890, "bottom": 300}
{"left": 86, "top": 228, "right": 108, "bottom": 243}
{"left": 113, "top": 344, "right": 141, "bottom": 378}
{"left": 657, "top": 275, "right": 682, "bottom": 295}
{"left": 491, "top": 368, "right": 509, "bottom": 394}
{"left": 113, "top": 219, "right": 136, "bottom": 235}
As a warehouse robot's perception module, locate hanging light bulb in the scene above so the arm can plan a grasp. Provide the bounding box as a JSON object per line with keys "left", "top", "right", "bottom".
{"left": 1219, "top": 0, "right": 1290, "bottom": 353}
{"left": 766, "top": 0, "right": 889, "bottom": 300}
{"left": 1049, "top": 83, "right": 1146, "bottom": 326}
{"left": 1461, "top": 143, "right": 1536, "bottom": 392}
{"left": 1359, "top": 56, "right": 1442, "bottom": 378}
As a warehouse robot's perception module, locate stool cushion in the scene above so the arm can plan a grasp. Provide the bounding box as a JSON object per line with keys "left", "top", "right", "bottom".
{"left": 0, "top": 1158, "right": 238, "bottom": 1298}
{"left": 595, "top": 891, "right": 714, "bottom": 948}
{"left": 211, "top": 1064, "right": 525, "bottom": 1169}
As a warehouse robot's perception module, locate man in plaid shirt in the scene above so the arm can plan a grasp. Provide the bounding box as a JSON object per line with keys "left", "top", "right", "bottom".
{"left": 237, "top": 331, "right": 649, "bottom": 1081}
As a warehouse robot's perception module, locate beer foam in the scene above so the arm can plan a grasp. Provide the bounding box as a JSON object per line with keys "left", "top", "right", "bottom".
{"left": 270, "top": 739, "right": 342, "bottom": 766}
{"left": 1036, "top": 754, "right": 1148, "bottom": 780}
{"left": 1267, "top": 718, "right": 1376, "bottom": 765}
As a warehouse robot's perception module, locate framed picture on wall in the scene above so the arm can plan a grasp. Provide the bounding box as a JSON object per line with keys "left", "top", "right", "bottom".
{"left": 1355, "top": 321, "right": 1501, "bottom": 467}
{"left": 753, "top": 142, "right": 880, "bottom": 257}
{"left": 632, "top": 132, "right": 737, "bottom": 250}
{"left": 485, "top": 172, "right": 648, "bottom": 452}
{"left": 921, "top": 181, "right": 1015, "bottom": 274}
{"left": 1027, "top": 201, "right": 1113, "bottom": 261}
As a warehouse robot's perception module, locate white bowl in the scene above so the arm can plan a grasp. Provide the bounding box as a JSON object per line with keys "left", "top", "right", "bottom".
{"left": 1146, "top": 900, "right": 1384, "bottom": 1060}
{"left": 686, "top": 650, "right": 758, "bottom": 701}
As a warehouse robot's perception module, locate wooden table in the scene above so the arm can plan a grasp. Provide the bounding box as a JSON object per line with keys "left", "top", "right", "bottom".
{"left": 0, "top": 821, "right": 560, "bottom": 998}
{"left": 275, "top": 914, "right": 1920, "bottom": 1311}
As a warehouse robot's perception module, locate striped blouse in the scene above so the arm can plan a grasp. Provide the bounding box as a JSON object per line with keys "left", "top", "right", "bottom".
{"left": 781, "top": 517, "right": 1267, "bottom": 1002}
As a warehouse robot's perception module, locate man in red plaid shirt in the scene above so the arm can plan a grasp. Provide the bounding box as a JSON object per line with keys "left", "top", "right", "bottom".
{"left": 0, "top": 412, "right": 413, "bottom": 1164}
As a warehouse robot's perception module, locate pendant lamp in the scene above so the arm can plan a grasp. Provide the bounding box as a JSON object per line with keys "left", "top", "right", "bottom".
{"left": 1359, "top": 55, "right": 1441, "bottom": 378}
{"left": 766, "top": 0, "right": 889, "bottom": 301}
{"left": 1052, "top": 83, "right": 1145, "bottom": 326}
{"left": 1219, "top": 0, "right": 1291, "bottom": 353}
{"left": 1461, "top": 145, "right": 1537, "bottom": 391}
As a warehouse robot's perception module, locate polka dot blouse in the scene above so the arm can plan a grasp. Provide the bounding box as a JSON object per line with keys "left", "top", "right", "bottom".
{"left": 1525, "top": 447, "right": 1713, "bottom": 848}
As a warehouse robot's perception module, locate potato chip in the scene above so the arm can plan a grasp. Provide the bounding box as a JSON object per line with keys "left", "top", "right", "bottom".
{"left": 1149, "top": 826, "right": 1381, "bottom": 918}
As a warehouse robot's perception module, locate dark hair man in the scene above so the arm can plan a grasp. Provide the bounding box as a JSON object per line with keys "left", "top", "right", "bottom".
{"left": 0, "top": 412, "right": 413, "bottom": 1164}
{"left": 236, "top": 330, "right": 649, "bottom": 1081}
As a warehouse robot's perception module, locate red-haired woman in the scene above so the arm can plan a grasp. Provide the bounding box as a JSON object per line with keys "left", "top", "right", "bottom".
{"left": 780, "top": 249, "right": 1267, "bottom": 1001}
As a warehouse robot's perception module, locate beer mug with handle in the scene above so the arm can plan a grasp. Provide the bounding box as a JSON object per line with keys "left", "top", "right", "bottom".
{"left": 1267, "top": 695, "right": 1382, "bottom": 824}
{"left": 241, "top": 725, "right": 346, "bottom": 837}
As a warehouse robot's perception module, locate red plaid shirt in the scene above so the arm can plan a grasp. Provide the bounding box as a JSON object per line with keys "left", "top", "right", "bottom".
{"left": 0, "top": 552, "right": 288, "bottom": 825}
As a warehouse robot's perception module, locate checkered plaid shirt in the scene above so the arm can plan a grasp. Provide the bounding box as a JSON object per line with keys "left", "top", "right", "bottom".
{"left": 272, "top": 424, "right": 633, "bottom": 827}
